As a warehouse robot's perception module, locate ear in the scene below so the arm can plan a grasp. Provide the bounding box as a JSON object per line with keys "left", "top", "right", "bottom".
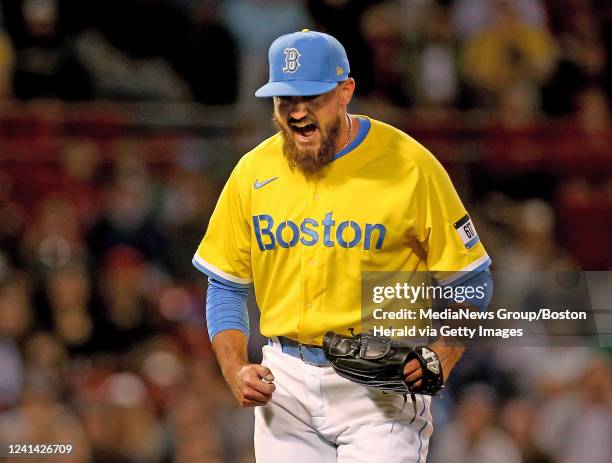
{"left": 339, "top": 78, "right": 356, "bottom": 105}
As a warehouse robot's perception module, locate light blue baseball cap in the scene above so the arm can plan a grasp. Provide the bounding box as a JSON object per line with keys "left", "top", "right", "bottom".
{"left": 255, "top": 29, "right": 350, "bottom": 98}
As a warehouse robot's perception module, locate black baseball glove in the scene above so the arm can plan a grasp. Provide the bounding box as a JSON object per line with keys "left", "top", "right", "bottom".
{"left": 322, "top": 331, "right": 444, "bottom": 395}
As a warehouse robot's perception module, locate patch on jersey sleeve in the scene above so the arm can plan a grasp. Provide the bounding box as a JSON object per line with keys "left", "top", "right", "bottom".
{"left": 453, "top": 214, "right": 480, "bottom": 250}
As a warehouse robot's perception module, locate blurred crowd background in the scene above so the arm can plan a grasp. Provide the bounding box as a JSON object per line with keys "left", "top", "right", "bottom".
{"left": 0, "top": 0, "right": 611, "bottom": 462}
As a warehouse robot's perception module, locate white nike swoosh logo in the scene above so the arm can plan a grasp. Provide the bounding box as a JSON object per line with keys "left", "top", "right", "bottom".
{"left": 254, "top": 177, "right": 279, "bottom": 189}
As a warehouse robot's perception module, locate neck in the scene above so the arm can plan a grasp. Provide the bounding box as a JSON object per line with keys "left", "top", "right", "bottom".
{"left": 335, "top": 113, "right": 352, "bottom": 154}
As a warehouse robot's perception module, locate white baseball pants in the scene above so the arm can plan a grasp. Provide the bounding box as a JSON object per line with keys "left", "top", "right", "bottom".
{"left": 254, "top": 344, "right": 433, "bottom": 462}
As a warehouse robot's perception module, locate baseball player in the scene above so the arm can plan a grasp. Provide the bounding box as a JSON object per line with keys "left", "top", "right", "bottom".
{"left": 193, "top": 30, "right": 492, "bottom": 462}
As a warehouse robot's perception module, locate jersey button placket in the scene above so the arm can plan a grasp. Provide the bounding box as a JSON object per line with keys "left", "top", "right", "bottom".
{"left": 314, "top": 184, "right": 332, "bottom": 338}
{"left": 299, "top": 183, "right": 325, "bottom": 342}
{"left": 297, "top": 182, "right": 317, "bottom": 341}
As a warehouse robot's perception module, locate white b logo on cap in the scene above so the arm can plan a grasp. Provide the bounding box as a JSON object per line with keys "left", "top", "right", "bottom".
{"left": 283, "top": 48, "right": 301, "bottom": 73}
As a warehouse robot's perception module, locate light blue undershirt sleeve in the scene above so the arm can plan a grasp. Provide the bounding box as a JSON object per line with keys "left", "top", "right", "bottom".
{"left": 206, "top": 277, "right": 250, "bottom": 341}
{"left": 442, "top": 267, "right": 493, "bottom": 312}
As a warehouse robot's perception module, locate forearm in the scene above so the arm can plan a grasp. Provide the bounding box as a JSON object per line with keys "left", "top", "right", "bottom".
{"left": 204, "top": 279, "right": 274, "bottom": 406}
{"left": 433, "top": 268, "right": 492, "bottom": 379}
{"left": 211, "top": 329, "right": 249, "bottom": 381}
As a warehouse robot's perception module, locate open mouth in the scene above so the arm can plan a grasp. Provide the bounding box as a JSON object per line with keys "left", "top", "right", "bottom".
{"left": 289, "top": 122, "right": 318, "bottom": 142}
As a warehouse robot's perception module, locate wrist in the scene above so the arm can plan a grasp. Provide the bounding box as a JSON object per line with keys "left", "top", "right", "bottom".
{"left": 429, "top": 341, "right": 464, "bottom": 377}
{"left": 221, "top": 359, "right": 249, "bottom": 380}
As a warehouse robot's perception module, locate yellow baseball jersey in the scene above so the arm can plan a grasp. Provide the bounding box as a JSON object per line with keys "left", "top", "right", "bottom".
{"left": 193, "top": 117, "right": 490, "bottom": 345}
